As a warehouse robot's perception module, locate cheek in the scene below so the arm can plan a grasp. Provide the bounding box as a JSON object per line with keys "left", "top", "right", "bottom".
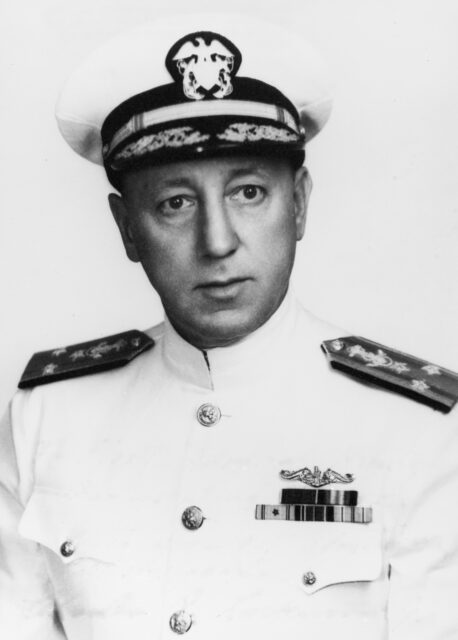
{"left": 257, "top": 202, "right": 297, "bottom": 267}
{"left": 132, "top": 219, "right": 194, "bottom": 287}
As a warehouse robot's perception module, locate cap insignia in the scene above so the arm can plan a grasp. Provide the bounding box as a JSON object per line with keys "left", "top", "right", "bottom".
{"left": 166, "top": 31, "right": 242, "bottom": 101}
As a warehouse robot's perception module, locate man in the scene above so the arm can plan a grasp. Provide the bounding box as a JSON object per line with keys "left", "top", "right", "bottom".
{"left": 1, "top": 14, "right": 458, "bottom": 640}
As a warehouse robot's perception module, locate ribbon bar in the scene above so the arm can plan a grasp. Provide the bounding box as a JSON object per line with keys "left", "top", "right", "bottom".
{"left": 281, "top": 489, "right": 358, "bottom": 506}
{"left": 255, "top": 504, "right": 372, "bottom": 524}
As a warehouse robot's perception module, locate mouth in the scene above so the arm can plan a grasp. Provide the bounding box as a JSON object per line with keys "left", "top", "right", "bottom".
{"left": 196, "top": 277, "right": 251, "bottom": 299}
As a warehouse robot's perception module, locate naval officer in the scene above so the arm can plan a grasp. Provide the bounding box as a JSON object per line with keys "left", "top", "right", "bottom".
{"left": 1, "top": 14, "right": 458, "bottom": 640}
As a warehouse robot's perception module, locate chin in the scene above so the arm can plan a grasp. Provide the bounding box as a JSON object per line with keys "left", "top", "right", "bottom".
{"left": 189, "top": 306, "right": 267, "bottom": 348}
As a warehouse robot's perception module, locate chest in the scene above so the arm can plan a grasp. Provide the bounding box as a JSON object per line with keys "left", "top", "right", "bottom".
{"left": 19, "top": 369, "right": 400, "bottom": 639}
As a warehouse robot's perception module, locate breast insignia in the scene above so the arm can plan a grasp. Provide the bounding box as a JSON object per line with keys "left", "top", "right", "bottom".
{"left": 321, "top": 336, "right": 458, "bottom": 413}
{"left": 280, "top": 465, "right": 354, "bottom": 488}
{"left": 255, "top": 466, "right": 371, "bottom": 524}
{"left": 19, "top": 330, "right": 154, "bottom": 389}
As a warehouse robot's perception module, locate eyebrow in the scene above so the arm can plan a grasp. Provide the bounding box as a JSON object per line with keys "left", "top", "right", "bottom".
{"left": 139, "top": 162, "right": 273, "bottom": 195}
{"left": 162, "top": 165, "right": 270, "bottom": 186}
{"left": 150, "top": 176, "right": 195, "bottom": 190}
{"left": 225, "top": 165, "right": 271, "bottom": 180}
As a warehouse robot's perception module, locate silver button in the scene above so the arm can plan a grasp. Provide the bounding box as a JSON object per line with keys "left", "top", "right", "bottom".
{"left": 303, "top": 571, "right": 317, "bottom": 586}
{"left": 196, "top": 403, "right": 221, "bottom": 427}
{"left": 60, "top": 540, "right": 75, "bottom": 558}
{"left": 182, "top": 506, "right": 204, "bottom": 530}
{"left": 169, "top": 610, "right": 192, "bottom": 634}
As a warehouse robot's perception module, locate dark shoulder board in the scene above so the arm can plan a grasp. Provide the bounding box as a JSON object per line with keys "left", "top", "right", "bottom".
{"left": 19, "top": 330, "right": 154, "bottom": 389}
{"left": 321, "top": 336, "right": 458, "bottom": 413}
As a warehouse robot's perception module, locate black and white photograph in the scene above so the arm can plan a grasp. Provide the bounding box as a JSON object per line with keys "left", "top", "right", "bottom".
{"left": 1, "top": 1, "right": 458, "bottom": 638}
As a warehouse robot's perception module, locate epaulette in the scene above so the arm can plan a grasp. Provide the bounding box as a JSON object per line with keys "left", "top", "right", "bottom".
{"left": 19, "top": 330, "right": 154, "bottom": 389}
{"left": 321, "top": 336, "right": 458, "bottom": 413}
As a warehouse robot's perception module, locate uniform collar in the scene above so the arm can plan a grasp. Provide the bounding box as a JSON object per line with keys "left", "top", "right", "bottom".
{"left": 161, "top": 289, "right": 297, "bottom": 390}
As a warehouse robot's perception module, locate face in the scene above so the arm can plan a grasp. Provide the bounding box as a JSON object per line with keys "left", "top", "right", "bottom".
{"left": 109, "top": 155, "right": 311, "bottom": 349}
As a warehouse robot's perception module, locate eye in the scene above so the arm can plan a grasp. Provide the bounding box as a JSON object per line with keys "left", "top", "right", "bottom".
{"left": 158, "top": 195, "right": 194, "bottom": 216}
{"left": 231, "top": 185, "right": 266, "bottom": 204}
{"left": 168, "top": 196, "right": 186, "bottom": 210}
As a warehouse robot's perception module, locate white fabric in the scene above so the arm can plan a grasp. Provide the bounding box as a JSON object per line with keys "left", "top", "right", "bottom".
{"left": 1, "top": 294, "right": 457, "bottom": 639}
{"left": 55, "top": 15, "right": 333, "bottom": 164}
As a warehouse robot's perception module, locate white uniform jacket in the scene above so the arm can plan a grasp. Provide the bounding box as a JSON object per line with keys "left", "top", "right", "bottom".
{"left": 1, "top": 294, "right": 458, "bottom": 640}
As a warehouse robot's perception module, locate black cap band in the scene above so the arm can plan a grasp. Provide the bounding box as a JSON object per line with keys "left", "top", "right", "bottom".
{"left": 102, "top": 77, "right": 305, "bottom": 172}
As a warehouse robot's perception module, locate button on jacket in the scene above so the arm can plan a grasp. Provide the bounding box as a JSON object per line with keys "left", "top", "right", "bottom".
{"left": 1, "top": 294, "right": 457, "bottom": 639}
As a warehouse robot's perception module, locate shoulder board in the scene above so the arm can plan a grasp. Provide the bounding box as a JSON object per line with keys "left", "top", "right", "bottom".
{"left": 321, "top": 336, "right": 458, "bottom": 413}
{"left": 19, "top": 330, "right": 154, "bottom": 389}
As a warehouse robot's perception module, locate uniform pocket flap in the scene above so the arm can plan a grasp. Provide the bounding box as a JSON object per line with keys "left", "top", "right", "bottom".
{"left": 301, "top": 523, "right": 383, "bottom": 594}
{"left": 19, "top": 489, "right": 135, "bottom": 565}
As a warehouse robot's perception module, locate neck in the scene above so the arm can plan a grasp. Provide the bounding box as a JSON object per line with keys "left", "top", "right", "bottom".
{"left": 161, "top": 289, "right": 296, "bottom": 391}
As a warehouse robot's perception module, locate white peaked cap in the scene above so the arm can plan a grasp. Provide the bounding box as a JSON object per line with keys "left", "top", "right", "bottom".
{"left": 56, "top": 14, "right": 333, "bottom": 172}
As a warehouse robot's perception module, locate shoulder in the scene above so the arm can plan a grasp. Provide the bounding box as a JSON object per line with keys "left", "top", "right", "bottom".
{"left": 8, "top": 322, "right": 165, "bottom": 459}
{"left": 18, "top": 326, "right": 163, "bottom": 390}
{"left": 294, "top": 302, "right": 458, "bottom": 415}
{"left": 291, "top": 306, "right": 458, "bottom": 499}
{"left": 321, "top": 334, "right": 458, "bottom": 414}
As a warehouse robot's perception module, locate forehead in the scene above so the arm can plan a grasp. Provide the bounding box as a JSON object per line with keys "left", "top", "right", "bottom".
{"left": 120, "top": 154, "right": 295, "bottom": 194}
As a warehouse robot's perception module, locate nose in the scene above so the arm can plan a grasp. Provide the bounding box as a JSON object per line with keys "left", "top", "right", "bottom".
{"left": 199, "top": 195, "right": 239, "bottom": 259}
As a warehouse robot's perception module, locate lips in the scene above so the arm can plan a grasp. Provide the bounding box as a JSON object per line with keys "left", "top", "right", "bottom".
{"left": 196, "top": 277, "right": 250, "bottom": 299}
{"left": 197, "top": 277, "right": 248, "bottom": 289}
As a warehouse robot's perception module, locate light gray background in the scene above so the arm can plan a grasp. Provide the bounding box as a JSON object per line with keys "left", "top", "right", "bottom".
{"left": 1, "top": 0, "right": 457, "bottom": 411}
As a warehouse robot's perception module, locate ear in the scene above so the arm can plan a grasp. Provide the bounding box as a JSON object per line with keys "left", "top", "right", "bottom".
{"left": 292, "top": 166, "right": 312, "bottom": 241}
{"left": 108, "top": 193, "right": 141, "bottom": 263}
